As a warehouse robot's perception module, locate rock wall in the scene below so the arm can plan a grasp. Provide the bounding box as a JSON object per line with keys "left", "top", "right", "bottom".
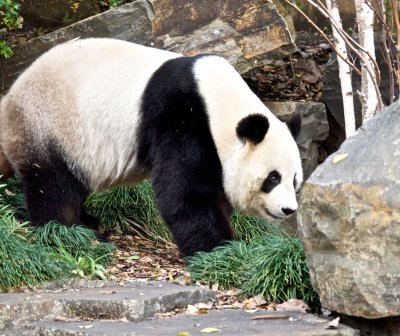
{"left": 298, "top": 99, "right": 400, "bottom": 319}
{"left": 0, "top": 0, "right": 296, "bottom": 95}
{"left": 266, "top": 102, "right": 328, "bottom": 180}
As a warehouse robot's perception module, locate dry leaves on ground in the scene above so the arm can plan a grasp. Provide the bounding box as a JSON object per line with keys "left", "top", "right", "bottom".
{"left": 106, "top": 234, "right": 186, "bottom": 283}
{"left": 243, "top": 33, "right": 331, "bottom": 103}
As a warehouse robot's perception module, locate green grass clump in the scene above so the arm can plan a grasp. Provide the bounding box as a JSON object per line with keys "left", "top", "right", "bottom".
{"left": 0, "top": 207, "right": 70, "bottom": 289}
{"left": 0, "top": 178, "right": 115, "bottom": 290}
{"left": 185, "top": 241, "right": 250, "bottom": 289}
{"left": 34, "top": 221, "right": 115, "bottom": 263}
{"left": 241, "top": 234, "right": 319, "bottom": 307}
{"left": 187, "top": 223, "right": 320, "bottom": 310}
{"left": 0, "top": 176, "right": 27, "bottom": 220}
{"left": 231, "top": 209, "right": 294, "bottom": 242}
{"left": 85, "top": 181, "right": 171, "bottom": 242}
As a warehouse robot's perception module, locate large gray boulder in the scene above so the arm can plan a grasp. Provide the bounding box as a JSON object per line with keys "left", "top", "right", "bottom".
{"left": 298, "top": 99, "right": 400, "bottom": 319}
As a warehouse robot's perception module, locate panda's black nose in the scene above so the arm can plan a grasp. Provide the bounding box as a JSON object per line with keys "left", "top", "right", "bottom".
{"left": 282, "top": 208, "right": 295, "bottom": 216}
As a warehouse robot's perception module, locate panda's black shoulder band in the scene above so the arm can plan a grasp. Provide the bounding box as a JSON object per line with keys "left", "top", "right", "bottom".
{"left": 236, "top": 114, "right": 269, "bottom": 145}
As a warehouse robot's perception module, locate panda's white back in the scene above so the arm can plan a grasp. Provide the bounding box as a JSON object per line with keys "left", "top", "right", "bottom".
{"left": 1, "top": 38, "right": 180, "bottom": 190}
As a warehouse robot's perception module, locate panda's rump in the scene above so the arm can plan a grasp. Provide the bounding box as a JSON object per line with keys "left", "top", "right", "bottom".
{"left": 1, "top": 39, "right": 179, "bottom": 190}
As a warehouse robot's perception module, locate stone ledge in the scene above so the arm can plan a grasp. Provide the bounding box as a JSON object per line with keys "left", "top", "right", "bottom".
{"left": 0, "top": 281, "right": 215, "bottom": 333}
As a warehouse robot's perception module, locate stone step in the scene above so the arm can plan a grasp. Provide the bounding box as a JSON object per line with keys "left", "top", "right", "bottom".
{"left": 0, "top": 281, "right": 360, "bottom": 336}
{"left": 12, "top": 310, "right": 359, "bottom": 336}
{"left": 0, "top": 281, "right": 214, "bottom": 330}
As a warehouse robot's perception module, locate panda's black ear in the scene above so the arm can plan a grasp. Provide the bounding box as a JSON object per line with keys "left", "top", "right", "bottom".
{"left": 287, "top": 112, "right": 302, "bottom": 140}
{"left": 236, "top": 114, "right": 269, "bottom": 145}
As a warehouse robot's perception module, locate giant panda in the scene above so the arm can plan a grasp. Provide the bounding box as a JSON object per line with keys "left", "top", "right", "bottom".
{"left": 0, "top": 38, "right": 303, "bottom": 256}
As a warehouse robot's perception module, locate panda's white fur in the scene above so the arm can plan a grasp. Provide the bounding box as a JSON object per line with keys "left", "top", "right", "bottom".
{"left": 0, "top": 38, "right": 303, "bottom": 256}
{"left": 194, "top": 56, "right": 302, "bottom": 218}
{"left": 1, "top": 39, "right": 179, "bottom": 190}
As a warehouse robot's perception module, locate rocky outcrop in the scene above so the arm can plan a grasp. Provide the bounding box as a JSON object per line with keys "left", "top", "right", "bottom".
{"left": 266, "top": 102, "right": 329, "bottom": 180}
{"left": 298, "top": 99, "right": 400, "bottom": 319}
{"left": 0, "top": 0, "right": 296, "bottom": 94}
{"left": 0, "top": 1, "right": 153, "bottom": 94}
{"left": 152, "top": 0, "right": 295, "bottom": 74}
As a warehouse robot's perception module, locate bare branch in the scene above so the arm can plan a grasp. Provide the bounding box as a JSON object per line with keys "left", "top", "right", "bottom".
{"left": 307, "top": 0, "right": 381, "bottom": 85}
{"left": 302, "top": 0, "right": 383, "bottom": 109}
{"left": 284, "top": 0, "right": 362, "bottom": 77}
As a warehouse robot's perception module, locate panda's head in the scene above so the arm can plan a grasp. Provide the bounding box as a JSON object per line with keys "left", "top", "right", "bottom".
{"left": 223, "top": 112, "right": 303, "bottom": 220}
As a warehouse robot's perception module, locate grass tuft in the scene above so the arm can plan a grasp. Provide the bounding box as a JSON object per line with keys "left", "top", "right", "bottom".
{"left": 34, "top": 221, "right": 97, "bottom": 250}
{"left": 85, "top": 181, "right": 171, "bottom": 242}
{"left": 0, "top": 178, "right": 115, "bottom": 290}
{"left": 240, "top": 234, "right": 319, "bottom": 308}
{"left": 187, "top": 223, "right": 320, "bottom": 310}
{"left": 0, "top": 207, "right": 70, "bottom": 290}
{"left": 0, "top": 176, "right": 27, "bottom": 220}
{"left": 186, "top": 240, "right": 249, "bottom": 290}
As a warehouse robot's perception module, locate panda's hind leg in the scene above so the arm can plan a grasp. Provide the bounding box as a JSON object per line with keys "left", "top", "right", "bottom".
{"left": 18, "top": 150, "right": 90, "bottom": 229}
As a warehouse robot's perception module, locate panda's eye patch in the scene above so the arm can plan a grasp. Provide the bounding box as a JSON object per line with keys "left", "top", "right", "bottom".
{"left": 261, "top": 170, "right": 282, "bottom": 193}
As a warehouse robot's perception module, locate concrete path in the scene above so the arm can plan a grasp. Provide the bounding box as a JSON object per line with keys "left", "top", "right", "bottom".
{"left": 0, "top": 281, "right": 359, "bottom": 335}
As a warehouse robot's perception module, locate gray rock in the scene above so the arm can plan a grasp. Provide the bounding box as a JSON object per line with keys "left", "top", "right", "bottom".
{"left": 266, "top": 102, "right": 329, "bottom": 180}
{"left": 0, "top": 1, "right": 153, "bottom": 94}
{"left": 0, "top": 281, "right": 214, "bottom": 330}
{"left": 1, "top": 0, "right": 296, "bottom": 95}
{"left": 20, "top": 310, "right": 358, "bottom": 336}
{"left": 0, "top": 280, "right": 360, "bottom": 336}
{"left": 298, "top": 99, "right": 400, "bottom": 319}
{"left": 153, "top": 0, "right": 296, "bottom": 74}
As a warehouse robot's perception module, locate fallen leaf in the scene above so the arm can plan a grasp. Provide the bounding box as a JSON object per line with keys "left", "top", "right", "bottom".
{"left": 127, "top": 255, "right": 140, "bottom": 260}
{"left": 186, "top": 304, "right": 198, "bottom": 315}
{"left": 78, "top": 325, "right": 93, "bottom": 329}
{"left": 225, "top": 289, "right": 239, "bottom": 296}
{"left": 176, "top": 332, "right": 190, "bottom": 336}
{"left": 101, "top": 290, "right": 117, "bottom": 294}
{"left": 244, "top": 308, "right": 259, "bottom": 313}
{"left": 332, "top": 153, "right": 349, "bottom": 164}
{"left": 200, "top": 327, "right": 220, "bottom": 333}
{"left": 242, "top": 297, "right": 258, "bottom": 309}
{"left": 266, "top": 304, "right": 275, "bottom": 311}
{"left": 325, "top": 317, "right": 340, "bottom": 329}
{"left": 276, "top": 299, "right": 309, "bottom": 313}
{"left": 140, "top": 256, "right": 153, "bottom": 263}
{"left": 232, "top": 301, "right": 244, "bottom": 309}
{"left": 197, "top": 302, "right": 213, "bottom": 310}
{"left": 253, "top": 294, "right": 267, "bottom": 306}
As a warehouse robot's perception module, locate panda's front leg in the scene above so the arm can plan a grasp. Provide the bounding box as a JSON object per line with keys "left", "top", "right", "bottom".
{"left": 151, "top": 166, "right": 234, "bottom": 257}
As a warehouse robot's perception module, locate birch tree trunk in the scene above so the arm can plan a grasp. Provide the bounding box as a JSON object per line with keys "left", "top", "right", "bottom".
{"left": 355, "top": 0, "right": 378, "bottom": 121}
{"left": 325, "top": 0, "right": 356, "bottom": 137}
